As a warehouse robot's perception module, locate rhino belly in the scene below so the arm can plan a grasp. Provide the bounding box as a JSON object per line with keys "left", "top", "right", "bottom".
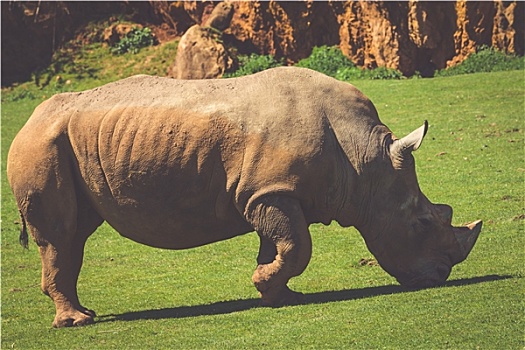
{"left": 96, "top": 184, "right": 253, "bottom": 249}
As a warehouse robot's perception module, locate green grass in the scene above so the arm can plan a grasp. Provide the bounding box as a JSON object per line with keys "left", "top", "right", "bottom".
{"left": 1, "top": 40, "right": 524, "bottom": 349}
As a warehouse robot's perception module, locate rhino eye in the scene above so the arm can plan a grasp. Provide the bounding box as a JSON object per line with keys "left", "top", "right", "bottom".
{"left": 412, "top": 217, "right": 433, "bottom": 234}
{"left": 418, "top": 217, "right": 433, "bottom": 228}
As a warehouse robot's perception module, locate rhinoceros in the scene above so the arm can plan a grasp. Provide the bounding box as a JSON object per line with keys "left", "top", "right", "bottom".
{"left": 7, "top": 67, "right": 482, "bottom": 328}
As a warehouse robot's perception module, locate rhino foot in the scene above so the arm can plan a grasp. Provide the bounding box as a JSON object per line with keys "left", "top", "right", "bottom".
{"left": 82, "top": 308, "right": 97, "bottom": 318}
{"left": 259, "top": 286, "right": 305, "bottom": 307}
{"left": 52, "top": 309, "right": 95, "bottom": 328}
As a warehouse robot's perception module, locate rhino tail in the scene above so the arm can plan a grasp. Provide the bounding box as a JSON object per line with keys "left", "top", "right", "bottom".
{"left": 18, "top": 210, "right": 29, "bottom": 249}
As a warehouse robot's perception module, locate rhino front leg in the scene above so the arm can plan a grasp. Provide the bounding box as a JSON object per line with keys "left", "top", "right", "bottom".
{"left": 246, "top": 195, "right": 312, "bottom": 306}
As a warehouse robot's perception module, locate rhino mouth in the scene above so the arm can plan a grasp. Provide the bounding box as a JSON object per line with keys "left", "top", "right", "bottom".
{"left": 397, "top": 264, "right": 451, "bottom": 289}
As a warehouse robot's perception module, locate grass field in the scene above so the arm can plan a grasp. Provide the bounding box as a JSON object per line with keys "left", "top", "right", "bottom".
{"left": 1, "top": 41, "right": 524, "bottom": 349}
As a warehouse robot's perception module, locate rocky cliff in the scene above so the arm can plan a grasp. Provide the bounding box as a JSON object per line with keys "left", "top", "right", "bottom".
{"left": 2, "top": 1, "right": 523, "bottom": 85}
{"left": 223, "top": 0, "right": 523, "bottom": 76}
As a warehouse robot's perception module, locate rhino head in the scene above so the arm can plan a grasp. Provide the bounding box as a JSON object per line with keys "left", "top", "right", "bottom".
{"left": 356, "top": 121, "right": 482, "bottom": 288}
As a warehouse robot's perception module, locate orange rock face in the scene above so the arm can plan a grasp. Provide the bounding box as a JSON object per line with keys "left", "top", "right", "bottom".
{"left": 220, "top": 0, "right": 523, "bottom": 76}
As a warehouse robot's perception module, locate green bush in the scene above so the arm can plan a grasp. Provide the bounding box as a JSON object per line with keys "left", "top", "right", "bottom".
{"left": 296, "top": 45, "right": 355, "bottom": 77}
{"left": 336, "top": 66, "right": 404, "bottom": 81}
{"left": 111, "top": 27, "right": 157, "bottom": 55}
{"left": 367, "top": 66, "right": 404, "bottom": 80}
{"left": 334, "top": 66, "right": 364, "bottom": 81}
{"left": 223, "top": 53, "right": 283, "bottom": 78}
{"left": 435, "top": 45, "right": 524, "bottom": 76}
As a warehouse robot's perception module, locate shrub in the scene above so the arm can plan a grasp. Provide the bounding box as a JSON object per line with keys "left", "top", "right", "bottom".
{"left": 223, "top": 53, "right": 283, "bottom": 78}
{"left": 296, "top": 45, "right": 355, "bottom": 77}
{"left": 335, "top": 66, "right": 404, "bottom": 81}
{"left": 111, "top": 27, "right": 157, "bottom": 55}
{"left": 435, "top": 45, "right": 524, "bottom": 76}
{"left": 367, "top": 66, "right": 404, "bottom": 80}
{"left": 335, "top": 66, "right": 365, "bottom": 81}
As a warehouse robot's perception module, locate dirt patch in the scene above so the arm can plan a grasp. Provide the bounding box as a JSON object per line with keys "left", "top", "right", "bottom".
{"left": 358, "top": 258, "right": 379, "bottom": 267}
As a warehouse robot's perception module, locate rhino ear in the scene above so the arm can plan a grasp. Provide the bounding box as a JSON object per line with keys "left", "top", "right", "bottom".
{"left": 390, "top": 121, "right": 428, "bottom": 168}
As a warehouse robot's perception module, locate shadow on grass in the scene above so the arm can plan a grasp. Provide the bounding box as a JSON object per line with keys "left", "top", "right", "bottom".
{"left": 98, "top": 274, "right": 511, "bottom": 323}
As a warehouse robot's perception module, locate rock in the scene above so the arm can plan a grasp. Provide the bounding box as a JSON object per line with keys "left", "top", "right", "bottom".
{"left": 169, "top": 25, "right": 233, "bottom": 79}
{"left": 447, "top": 1, "right": 495, "bottom": 68}
{"left": 148, "top": 1, "right": 196, "bottom": 37}
{"left": 169, "top": 1, "right": 234, "bottom": 79}
{"left": 203, "top": 1, "right": 233, "bottom": 31}
{"left": 492, "top": 1, "right": 524, "bottom": 55}
{"left": 336, "top": 2, "right": 404, "bottom": 71}
{"left": 228, "top": 1, "right": 339, "bottom": 62}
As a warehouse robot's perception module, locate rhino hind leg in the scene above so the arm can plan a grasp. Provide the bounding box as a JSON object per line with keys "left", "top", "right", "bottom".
{"left": 246, "top": 195, "right": 312, "bottom": 306}
{"left": 12, "top": 142, "right": 103, "bottom": 327}
{"left": 26, "top": 190, "right": 103, "bottom": 328}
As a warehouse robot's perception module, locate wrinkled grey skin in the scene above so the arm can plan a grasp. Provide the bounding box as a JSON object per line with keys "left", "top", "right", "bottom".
{"left": 7, "top": 67, "right": 482, "bottom": 328}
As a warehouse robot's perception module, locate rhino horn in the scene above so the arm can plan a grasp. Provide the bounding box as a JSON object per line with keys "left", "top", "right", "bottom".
{"left": 390, "top": 121, "right": 429, "bottom": 168}
{"left": 400, "top": 120, "right": 429, "bottom": 152}
{"left": 452, "top": 220, "right": 483, "bottom": 264}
